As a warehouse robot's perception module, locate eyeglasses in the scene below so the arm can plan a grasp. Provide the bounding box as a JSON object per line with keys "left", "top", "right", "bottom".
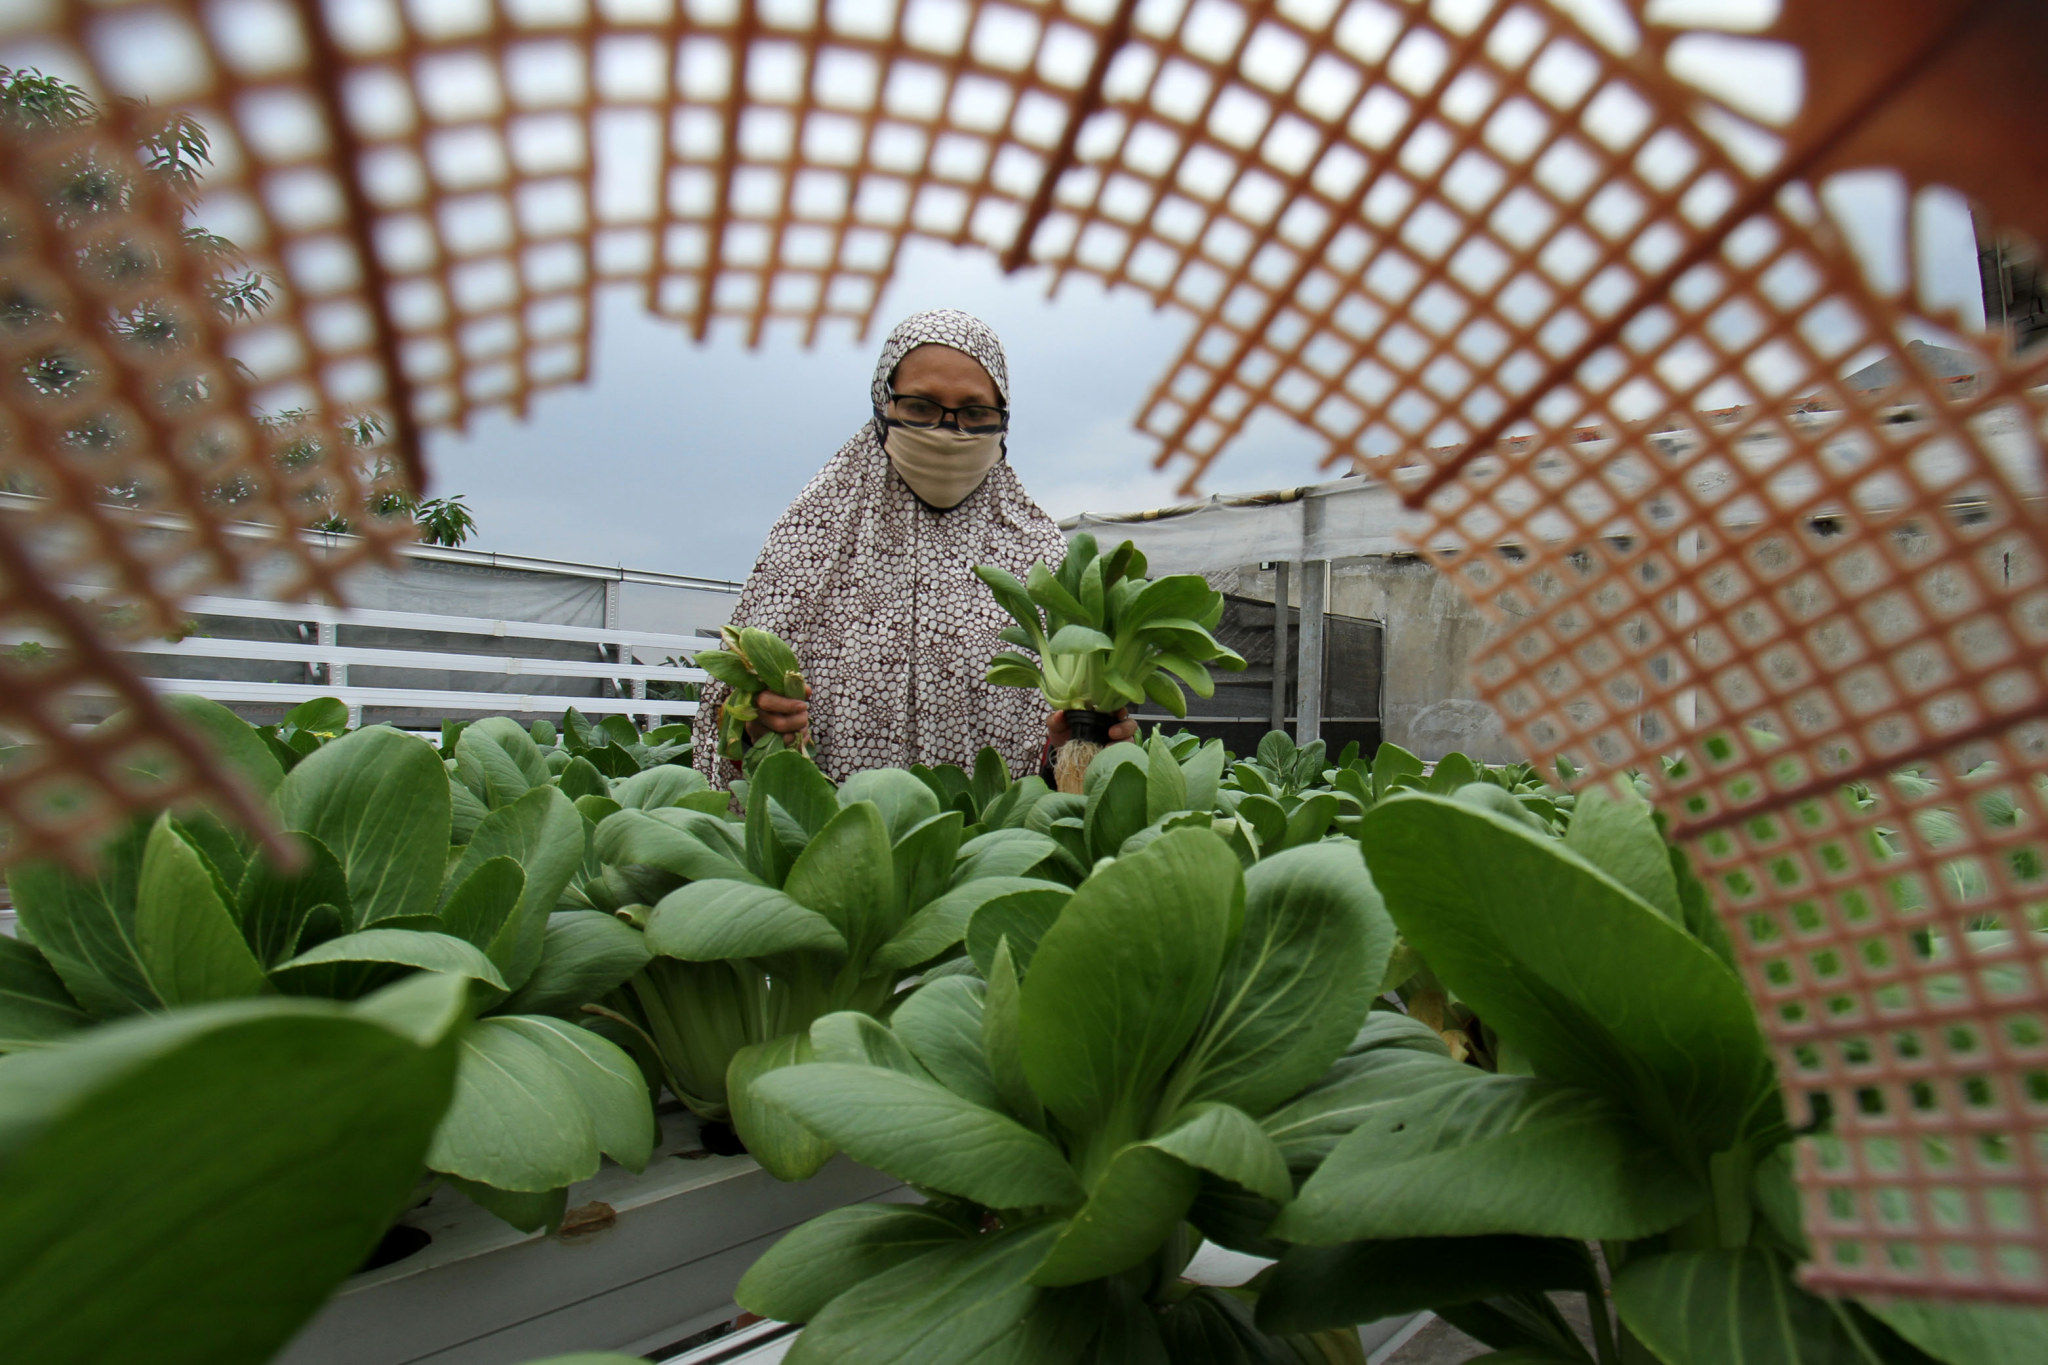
{"left": 882, "top": 392, "right": 1008, "bottom": 434}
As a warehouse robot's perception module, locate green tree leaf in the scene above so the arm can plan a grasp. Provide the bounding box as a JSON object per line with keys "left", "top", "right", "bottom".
{"left": 277, "top": 727, "right": 451, "bottom": 928}
{"left": 751, "top": 1062, "right": 1082, "bottom": 1209}
{"left": 1021, "top": 828, "right": 1242, "bottom": 1138}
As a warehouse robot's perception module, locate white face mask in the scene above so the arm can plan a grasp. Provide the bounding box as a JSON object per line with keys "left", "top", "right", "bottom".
{"left": 883, "top": 422, "right": 1003, "bottom": 509}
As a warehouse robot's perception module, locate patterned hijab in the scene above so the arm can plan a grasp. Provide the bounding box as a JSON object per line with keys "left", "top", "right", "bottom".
{"left": 692, "top": 309, "right": 1067, "bottom": 785}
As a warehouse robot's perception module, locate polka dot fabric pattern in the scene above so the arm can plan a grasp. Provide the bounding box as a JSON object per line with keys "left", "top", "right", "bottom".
{"left": 691, "top": 309, "right": 1064, "bottom": 785}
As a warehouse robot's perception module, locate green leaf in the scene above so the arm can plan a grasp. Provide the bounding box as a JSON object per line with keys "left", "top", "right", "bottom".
{"left": 747, "top": 749, "right": 841, "bottom": 882}
{"left": 136, "top": 815, "right": 270, "bottom": 1006}
{"left": 1371, "top": 742, "right": 1425, "bottom": 800}
{"left": 974, "top": 564, "right": 1047, "bottom": 636}
{"left": 752, "top": 1063, "right": 1082, "bottom": 1208}
{"left": 786, "top": 1221, "right": 1069, "bottom": 1365}
{"left": 272, "top": 928, "right": 508, "bottom": 992}
{"left": 0, "top": 935, "right": 89, "bottom": 1049}
{"left": 739, "top": 1202, "right": 971, "bottom": 1323}
{"left": 555, "top": 755, "right": 609, "bottom": 802}
{"left": 1182, "top": 741, "right": 1227, "bottom": 813}
{"left": 1032, "top": 1141, "right": 1199, "bottom": 1286}
{"left": 1177, "top": 841, "right": 1390, "bottom": 1115}
{"left": 1357, "top": 795, "right": 1778, "bottom": 1157}
{"left": 1150, "top": 1101, "right": 1292, "bottom": 1201}
{"left": 499, "top": 911, "right": 652, "bottom": 1016}
{"left": 235, "top": 833, "right": 351, "bottom": 967}
{"left": 1083, "top": 759, "right": 1150, "bottom": 860}
{"left": 435, "top": 855, "right": 528, "bottom": 979}
{"left": 1021, "top": 828, "right": 1242, "bottom": 1135}
{"left": 1281, "top": 791, "right": 1340, "bottom": 848}
{"left": 455, "top": 724, "right": 538, "bottom": 808}
{"left": 840, "top": 768, "right": 945, "bottom": 842}
{"left": 785, "top": 802, "right": 895, "bottom": 961}
{"left": 445, "top": 786, "right": 586, "bottom": 988}
{"left": 810, "top": 1009, "right": 930, "bottom": 1077}
{"left": 1861, "top": 1298, "right": 2048, "bottom": 1363}
{"left": 157, "top": 694, "right": 285, "bottom": 796}
{"left": 879, "top": 875, "right": 1061, "bottom": 974}
{"left": 894, "top": 809, "right": 967, "bottom": 917}
{"left": 1027, "top": 561, "right": 1091, "bottom": 627}
{"left": 429, "top": 1015, "right": 652, "bottom": 1191}
{"left": 595, "top": 806, "right": 760, "bottom": 887}
{"left": 282, "top": 695, "right": 351, "bottom": 737}
{"left": 9, "top": 820, "right": 157, "bottom": 1017}
{"left": 609, "top": 764, "right": 712, "bottom": 811}
{"left": 964, "top": 881, "right": 1074, "bottom": 978}
{"left": 892, "top": 975, "right": 999, "bottom": 1109}
{"left": 467, "top": 716, "right": 552, "bottom": 786}
{"left": 444, "top": 1173, "right": 567, "bottom": 1234}
{"left": 1123, "top": 575, "right": 1222, "bottom": 632}
{"left": 278, "top": 727, "right": 451, "bottom": 928}
{"left": 1564, "top": 785, "right": 1682, "bottom": 922}
{"left": 0, "top": 985, "right": 462, "bottom": 1365}
{"left": 1145, "top": 733, "right": 1190, "bottom": 822}
{"left": 953, "top": 828, "right": 1059, "bottom": 884}
{"left": 449, "top": 773, "right": 490, "bottom": 843}
{"left": 647, "top": 879, "right": 847, "bottom": 960}
{"left": 1260, "top": 1235, "right": 1599, "bottom": 1336}
{"left": 1614, "top": 1248, "right": 1934, "bottom": 1365}
{"left": 730, "top": 1032, "right": 836, "bottom": 1181}
{"left": 1048, "top": 623, "right": 1115, "bottom": 655}
{"left": 1274, "top": 1062, "right": 1705, "bottom": 1243}
{"left": 982, "top": 941, "right": 1043, "bottom": 1127}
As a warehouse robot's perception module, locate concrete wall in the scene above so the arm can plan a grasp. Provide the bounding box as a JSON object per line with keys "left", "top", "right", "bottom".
{"left": 1212, "top": 554, "right": 1521, "bottom": 764}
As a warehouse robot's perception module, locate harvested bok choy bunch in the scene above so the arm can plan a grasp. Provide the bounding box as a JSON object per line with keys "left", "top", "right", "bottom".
{"left": 974, "top": 535, "right": 1243, "bottom": 792}
{"left": 694, "top": 625, "right": 812, "bottom": 761}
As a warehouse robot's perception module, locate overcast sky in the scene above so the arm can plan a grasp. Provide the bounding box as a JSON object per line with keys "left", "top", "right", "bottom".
{"left": 420, "top": 240, "right": 1334, "bottom": 581}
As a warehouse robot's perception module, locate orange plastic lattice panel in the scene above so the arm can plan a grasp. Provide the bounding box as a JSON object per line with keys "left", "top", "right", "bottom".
{"left": 5, "top": 0, "right": 2048, "bottom": 1303}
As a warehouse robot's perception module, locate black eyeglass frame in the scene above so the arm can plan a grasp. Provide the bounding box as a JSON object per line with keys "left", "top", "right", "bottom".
{"left": 877, "top": 391, "right": 1009, "bottom": 433}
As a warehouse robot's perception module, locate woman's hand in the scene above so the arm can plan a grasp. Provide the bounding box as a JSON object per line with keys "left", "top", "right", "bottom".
{"left": 747, "top": 684, "right": 812, "bottom": 746}
{"left": 1047, "top": 708, "right": 1137, "bottom": 747}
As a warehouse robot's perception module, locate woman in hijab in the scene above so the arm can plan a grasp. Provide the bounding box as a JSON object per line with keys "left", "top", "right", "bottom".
{"left": 692, "top": 308, "right": 1136, "bottom": 785}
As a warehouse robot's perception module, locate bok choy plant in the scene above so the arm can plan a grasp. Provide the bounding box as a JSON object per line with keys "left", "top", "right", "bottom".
{"left": 735, "top": 828, "right": 1395, "bottom": 1362}
{"left": 975, "top": 535, "right": 1244, "bottom": 792}
{"left": 1257, "top": 784, "right": 2048, "bottom": 1364}
{"left": 590, "top": 748, "right": 1060, "bottom": 1178}
{"left": 693, "top": 624, "right": 813, "bottom": 761}
{"left": 5, "top": 698, "right": 654, "bottom": 1234}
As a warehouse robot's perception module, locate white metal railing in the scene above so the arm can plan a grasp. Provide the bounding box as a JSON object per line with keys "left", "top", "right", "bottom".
{"left": 14, "top": 590, "right": 719, "bottom": 728}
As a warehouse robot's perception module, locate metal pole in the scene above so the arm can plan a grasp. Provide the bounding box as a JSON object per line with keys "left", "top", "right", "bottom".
{"left": 1297, "top": 559, "right": 1326, "bottom": 743}
{"left": 1270, "top": 561, "right": 1290, "bottom": 734}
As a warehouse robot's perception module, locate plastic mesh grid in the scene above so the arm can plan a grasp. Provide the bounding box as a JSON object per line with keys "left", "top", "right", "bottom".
{"left": 2, "top": 0, "right": 2044, "bottom": 1301}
